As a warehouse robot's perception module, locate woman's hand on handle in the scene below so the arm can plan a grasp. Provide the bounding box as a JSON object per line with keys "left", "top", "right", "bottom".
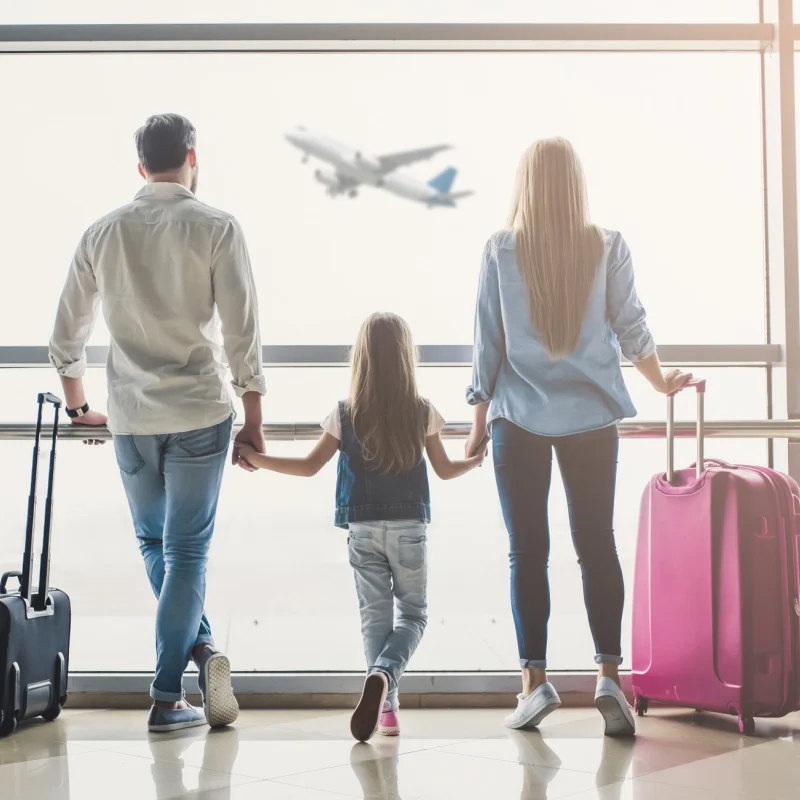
{"left": 632, "top": 353, "right": 692, "bottom": 395}
{"left": 661, "top": 369, "right": 693, "bottom": 396}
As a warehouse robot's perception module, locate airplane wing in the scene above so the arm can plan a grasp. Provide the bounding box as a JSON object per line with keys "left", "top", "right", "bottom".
{"left": 377, "top": 145, "right": 452, "bottom": 174}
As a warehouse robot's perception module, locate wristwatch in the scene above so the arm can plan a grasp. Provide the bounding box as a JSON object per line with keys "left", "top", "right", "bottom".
{"left": 65, "top": 403, "right": 90, "bottom": 419}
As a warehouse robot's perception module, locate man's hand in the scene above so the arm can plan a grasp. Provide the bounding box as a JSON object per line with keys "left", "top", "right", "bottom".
{"left": 72, "top": 409, "right": 108, "bottom": 446}
{"left": 233, "top": 424, "right": 265, "bottom": 472}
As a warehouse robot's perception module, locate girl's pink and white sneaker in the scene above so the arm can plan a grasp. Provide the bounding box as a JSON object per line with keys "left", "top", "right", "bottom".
{"left": 377, "top": 702, "right": 400, "bottom": 736}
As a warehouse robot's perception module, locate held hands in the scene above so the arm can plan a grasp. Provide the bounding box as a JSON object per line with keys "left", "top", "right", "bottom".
{"left": 465, "top": 428, "right": 490, "bottom": 460}
{"left": 236, "top": 443, "right": 259, "bottom": 469}
{"left": 233, "top": 424, "right": 264, "bottom": 472}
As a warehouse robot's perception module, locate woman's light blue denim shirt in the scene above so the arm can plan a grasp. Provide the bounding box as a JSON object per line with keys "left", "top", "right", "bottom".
{"left": 467, "top": 229, "right": 655, "bottom": 437}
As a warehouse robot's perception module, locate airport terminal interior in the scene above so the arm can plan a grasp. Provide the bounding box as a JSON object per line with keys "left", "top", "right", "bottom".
{"left": 5, "top": 3, "right": 800, "bottom": 798}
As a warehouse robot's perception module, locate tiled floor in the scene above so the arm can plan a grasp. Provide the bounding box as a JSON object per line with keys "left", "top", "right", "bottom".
{"left": 2, "top": 705, "right": 800, "bottom": 799}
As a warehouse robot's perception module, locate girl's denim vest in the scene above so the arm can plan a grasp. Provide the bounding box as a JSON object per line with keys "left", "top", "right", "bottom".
{"left": 334, "top": 401, "right": 431, "bottom": 529}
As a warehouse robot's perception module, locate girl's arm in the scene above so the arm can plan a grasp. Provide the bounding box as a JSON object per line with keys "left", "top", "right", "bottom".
{"left": 238, "top": 433, "right": 340, "bottom": 477}
{"left": 425, "top": 432, "right": 485, "bottom": 481}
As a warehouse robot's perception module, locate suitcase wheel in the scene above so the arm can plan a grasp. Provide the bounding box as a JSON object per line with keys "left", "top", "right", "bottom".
{"left": 738, "top": 715, "right": 755, "bottom": 736}
{"left": 634, "top": 697, "right": 648, "bottom": 717}
{"left": 41, "top": 704, "right": 62, "bottom": 722}
{"left": 0, "top": 712, "right": 17, "bottom": 738}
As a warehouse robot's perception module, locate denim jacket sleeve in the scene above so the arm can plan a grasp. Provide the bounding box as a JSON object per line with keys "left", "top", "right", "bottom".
{"left": 467, "top": 239, "right": 506, "bottom": 405}
{"left": 606, "top": 232, "right": 656, "bottom": 363}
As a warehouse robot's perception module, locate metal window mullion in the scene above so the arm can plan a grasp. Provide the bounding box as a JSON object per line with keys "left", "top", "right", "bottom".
{"left": 0, "top": 22, "right": 775, "bottom": 54}
{"left": 763, "top": 0, "right": 800, "bottom": 478}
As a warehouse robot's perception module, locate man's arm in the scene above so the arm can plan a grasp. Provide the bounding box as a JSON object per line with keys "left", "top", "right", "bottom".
{"left": 49, "top": 237, "right": 107, "bottom": 428}
{"left": 211, "top": 218, "right": 267, "bottom": 469}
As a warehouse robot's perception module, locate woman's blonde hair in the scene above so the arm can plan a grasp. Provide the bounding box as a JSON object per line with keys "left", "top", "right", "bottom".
{"left": 508, "top": 137, "right": 603, "bottom": 359}
{"left": 349, "top": 312, "right": 427, "bottom": 474}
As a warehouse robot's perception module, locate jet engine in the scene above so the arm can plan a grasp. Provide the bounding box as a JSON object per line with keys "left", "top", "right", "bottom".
{"left": 314, "top": 169, "right": 341, "bottom": 191}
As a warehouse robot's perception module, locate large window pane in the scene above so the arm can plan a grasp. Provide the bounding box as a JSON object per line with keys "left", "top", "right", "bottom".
{"left": 0, "top": 367, "right": 767, "bottom": 671}
{"left": 0, "top": 52, "right": 764, "bottom": 348}
{"left": 2, "top": 1, "right": 756, "bottom": 25}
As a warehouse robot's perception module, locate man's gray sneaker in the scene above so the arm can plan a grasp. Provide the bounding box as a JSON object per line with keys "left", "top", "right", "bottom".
{"left": 504, "top": 682, "right": 562, "bottom": 730}
{"left": 195, "top": 645, "right": 239, "bottom": 728}
{"left": 147, "top": 703, "right": 207, "bottom": 733}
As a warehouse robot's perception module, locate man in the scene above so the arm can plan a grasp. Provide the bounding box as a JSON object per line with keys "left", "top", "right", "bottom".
{"left": 49, "top": 113, "right": 266, "bottom": 732}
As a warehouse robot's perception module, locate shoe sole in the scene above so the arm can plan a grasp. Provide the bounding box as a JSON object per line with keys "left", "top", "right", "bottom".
{"left": 595, "top": 694, "right": 636, "bottom": 737}
{"left": 148, "top": 716, "right": 207, "bottom": 733}
{"left": 204, "top": 653, "right": 239, "bottom": 728}
{"left": 378, "top": 726, "right": 400, "bottom": 736}
{"left": 505, "top": 699, "right": 562, "bottom": 730}
{"left": 350, "top": 673, "right": 388, "bottom": 742}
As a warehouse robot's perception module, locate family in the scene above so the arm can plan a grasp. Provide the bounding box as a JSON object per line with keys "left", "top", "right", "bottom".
{"left": 49, "top": 113, "right": 691, "bottom": 741}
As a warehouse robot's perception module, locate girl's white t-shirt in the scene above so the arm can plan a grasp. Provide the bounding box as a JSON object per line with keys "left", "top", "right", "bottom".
{"left": 321, "top": 402, "right": 446, "bottom": 441}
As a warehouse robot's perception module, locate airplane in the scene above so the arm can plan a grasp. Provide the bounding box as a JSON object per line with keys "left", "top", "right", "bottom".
{"left": 285, "top": 126, "right": 473, "bottom": 208}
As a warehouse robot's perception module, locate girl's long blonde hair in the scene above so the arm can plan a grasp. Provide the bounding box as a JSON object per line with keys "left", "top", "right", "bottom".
{"left": 508, "top": 138, "right": 603, "bottom": 359}
{"left": 349, "top": 312, "right": 427, "bottom": 474}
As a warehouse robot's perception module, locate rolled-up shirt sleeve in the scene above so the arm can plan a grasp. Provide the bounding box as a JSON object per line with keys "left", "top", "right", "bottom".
{"left": 606, "top": 232, "right": 656, "bottom": 363}
{"left": 467, "top": 239, "right": 506, "bottom": 405}
{"left": 49, "top": 235, "right": 100, "bottom": 379}
{"left": 211, "top": 217, "right": 267, "bottom": 397}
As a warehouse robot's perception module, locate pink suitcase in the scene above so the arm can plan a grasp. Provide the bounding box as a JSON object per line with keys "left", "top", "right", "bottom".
{"left": 631, "top": 380, "right": 800, "bottom": 735}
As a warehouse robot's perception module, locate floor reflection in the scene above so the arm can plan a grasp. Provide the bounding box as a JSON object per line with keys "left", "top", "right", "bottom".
{"left": 147, "top": 728, "right": 239, "bottom": 799}
{"left": 347, "top": 727, "right": 636, "bottom": 800}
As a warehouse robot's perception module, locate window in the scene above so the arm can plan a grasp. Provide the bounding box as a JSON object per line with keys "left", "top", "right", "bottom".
{"left": 0, "top": 26, "right": 780, "bottom": 675}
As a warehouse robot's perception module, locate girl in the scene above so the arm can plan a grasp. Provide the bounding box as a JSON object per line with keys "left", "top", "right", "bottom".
{"left": 238, "top": 312, "right": 485, "bottom": 741}
{"left": 465, "top": 138, "right": 691, "bottom": 736}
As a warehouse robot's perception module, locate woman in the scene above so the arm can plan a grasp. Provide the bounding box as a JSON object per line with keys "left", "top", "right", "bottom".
{"left": 465, "top": 138, "right": 690, "bottom": 736}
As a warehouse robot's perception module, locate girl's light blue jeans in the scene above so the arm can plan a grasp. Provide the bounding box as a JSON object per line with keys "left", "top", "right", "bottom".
{"left": 348, "top": 520, "right": 428, "bottom": 711}
{"left": 113, "top": 415, "right": 233, "bottom": 702}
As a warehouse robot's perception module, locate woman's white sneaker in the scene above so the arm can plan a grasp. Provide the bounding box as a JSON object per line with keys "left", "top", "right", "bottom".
{"left": 504, "top": 682, "right": 562, "bottom": 730}
{"left": 595, "top": 677, "right": 636, "bottom": 737}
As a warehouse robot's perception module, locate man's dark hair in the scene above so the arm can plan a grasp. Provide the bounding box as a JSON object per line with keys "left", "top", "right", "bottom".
{"left": 134, "top": 113, "right": 196, "bottom": 174}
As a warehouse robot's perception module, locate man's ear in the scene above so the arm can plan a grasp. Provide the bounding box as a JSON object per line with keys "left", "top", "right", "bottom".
{"left": 187, "top": 147, "right": 197, "bottom": 168}
{"left": 137, "top": 163, "right": 146, "bottom": 180}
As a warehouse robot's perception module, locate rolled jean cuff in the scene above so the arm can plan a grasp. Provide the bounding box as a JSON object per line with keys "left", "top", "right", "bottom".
{"left": 150, "top": 683, "right": 186, "bottom": 703}
{"left": 594, "top": 654, "right": 623, "bottom": 666}
{"left": 192, "top": 635, "right": 215, "bottom": 651}
{"left": 520, "top": 659, "right": 547, "bottom": 669}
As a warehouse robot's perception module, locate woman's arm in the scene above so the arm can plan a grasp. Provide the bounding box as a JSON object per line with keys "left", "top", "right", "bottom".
{"left": 466, "top": 240, "right": 505, "bottom": 409}
{"left": 426, "top": 433, "right": 485, "bottom": 480}
{"left": 238, "top": 433, "right": 340, "bottom": 477}
{"left": 607, "top": 233, "right": 691, "bottom": 394}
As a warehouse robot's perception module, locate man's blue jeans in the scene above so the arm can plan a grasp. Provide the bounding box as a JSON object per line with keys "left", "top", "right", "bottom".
{"left": 113, "top": 415, "right": 233, "bottom": 702}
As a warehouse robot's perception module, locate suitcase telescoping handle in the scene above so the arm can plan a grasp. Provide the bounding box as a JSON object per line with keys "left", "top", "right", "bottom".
{"left": 21, "top": 392, "right": 61, "bottom": 611}
{"left": 666, "top": 379, "right": 706, "bottom": 485}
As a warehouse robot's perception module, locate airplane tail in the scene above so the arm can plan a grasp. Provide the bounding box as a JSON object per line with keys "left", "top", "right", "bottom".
{"left": 428, "top": 166, "right": 457, "bottom": 195}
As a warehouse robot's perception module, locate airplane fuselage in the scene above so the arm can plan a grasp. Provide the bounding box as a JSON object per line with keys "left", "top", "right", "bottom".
{"left": 286, "top": 128, "right": 453, "bottom": 205}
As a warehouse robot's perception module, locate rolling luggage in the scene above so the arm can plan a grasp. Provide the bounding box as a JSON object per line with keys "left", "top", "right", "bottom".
{"left": 631, "top": 380, "right": 800, "bottom": 735}
{"left": 0, "top": 393, "right": 71, "bottom": 737}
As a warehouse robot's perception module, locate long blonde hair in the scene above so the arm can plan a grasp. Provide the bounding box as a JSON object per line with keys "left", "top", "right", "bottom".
{"left": 508, "top": 138, "right": 603, "bottom": 359}
{"left": 349, "top": 312, "right": 427, "bottom": 474}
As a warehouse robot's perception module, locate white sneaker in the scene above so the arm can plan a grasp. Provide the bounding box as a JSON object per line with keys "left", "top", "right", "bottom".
{"left": 595, "top": 677, "right": 636, "bottom": 737}
{"left": 504, "top": 682, "right": 562, "bottom": 730}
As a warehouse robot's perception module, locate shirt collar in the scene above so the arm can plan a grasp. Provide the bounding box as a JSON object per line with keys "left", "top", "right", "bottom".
{"left": 134, "top": 182, "right": 196, "bottom": 201}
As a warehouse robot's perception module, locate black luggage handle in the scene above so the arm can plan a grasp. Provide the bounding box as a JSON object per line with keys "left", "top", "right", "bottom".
{"left": 0, "top": 571, "right": 22, "bottom": 594}
{"left": 21, "top": 394, "right": 60, "bottom": 611}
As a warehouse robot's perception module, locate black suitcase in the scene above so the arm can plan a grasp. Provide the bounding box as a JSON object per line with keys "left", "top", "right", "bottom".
{"left": 0, "top": 392, "right": 70, "bottom": 737}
